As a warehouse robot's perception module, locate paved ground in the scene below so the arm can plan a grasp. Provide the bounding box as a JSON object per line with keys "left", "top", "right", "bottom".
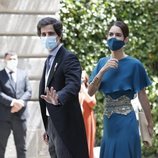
{"left": 94, "top": 147, "right": 100, "bottom": 158}
{"left": 5, "top": 132, "right": 100, "bottom": 158}
{"left": 5, "top": 132, "right": 50, "bottom": 158}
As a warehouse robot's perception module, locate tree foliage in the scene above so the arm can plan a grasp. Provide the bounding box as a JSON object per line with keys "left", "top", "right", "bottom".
{"left": 60, "top": 0, "right": 158, "bottom": 157}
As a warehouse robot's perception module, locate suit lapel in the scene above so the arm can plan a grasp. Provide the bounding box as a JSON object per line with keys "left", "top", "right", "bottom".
{"left": 11, "top": 71, "right": 17, "bottom": 91}
{"left": 47, "top": 47, "right": 64, "bottom": 87}
{"left": 16, "top": 69, "right": 23, "bottom": 92}
{"left": 3, "top": 69, "right": 16, "bottom": 93}
{"left": 39, "top": 63, "right": 46, "bottom": 94}
{"left": 9, "top": 77, "right": 16, "bottom": 91}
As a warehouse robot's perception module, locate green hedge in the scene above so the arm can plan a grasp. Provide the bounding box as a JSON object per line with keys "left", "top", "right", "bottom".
{"left": 60, "top": 0, "right": 158, "bottom": 157}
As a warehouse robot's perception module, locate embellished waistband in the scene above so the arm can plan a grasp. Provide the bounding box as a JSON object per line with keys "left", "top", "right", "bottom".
{"left": 104, "top": 95, "right": 133, "bottom": 118}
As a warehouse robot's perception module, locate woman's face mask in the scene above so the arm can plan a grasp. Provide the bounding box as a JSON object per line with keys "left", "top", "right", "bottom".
{"left": 107, "top": 38, "right": 125, "bottom": 51}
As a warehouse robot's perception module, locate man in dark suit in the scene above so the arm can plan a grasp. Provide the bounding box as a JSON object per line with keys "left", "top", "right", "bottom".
{"left": 37, "top": 17, "right": 89, "bottom": 158}
{"left": 0, "top": 52, "right": 32, "bottom": 158}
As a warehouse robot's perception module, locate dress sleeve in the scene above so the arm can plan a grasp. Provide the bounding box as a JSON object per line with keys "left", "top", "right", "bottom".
{"left": 132, "top": 61, "right": 152, "bottom": 93}
{"left": 89, "top": 57, "right": 108, "bottom": 83}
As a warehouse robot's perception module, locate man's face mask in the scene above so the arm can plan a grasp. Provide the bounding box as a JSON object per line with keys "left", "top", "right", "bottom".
{"left": 41, "top": 36, "right": 58, "bottom": 51}
{"left": 6, "top": 58, "right": 18, "bottom": 72}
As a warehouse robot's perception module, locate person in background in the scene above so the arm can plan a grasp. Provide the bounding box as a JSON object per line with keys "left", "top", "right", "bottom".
{"left": 88, "top": 21, "right": 153, "bottom": 158}
{"left": 79, "top": 70, "right": 96, "bottom": 158}
{"left": 37, "top": 17, "right": 89, "bottom": 158}
{"left": 0, "top": 52, "right": 32, "bottom": 158}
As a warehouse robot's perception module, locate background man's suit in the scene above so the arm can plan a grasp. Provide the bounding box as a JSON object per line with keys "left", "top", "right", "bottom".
{"left": 39, "top": 45, "right": 89, "bottom": 158}
{"left": 0, "top": 68, "right": 32, "bottom": 158}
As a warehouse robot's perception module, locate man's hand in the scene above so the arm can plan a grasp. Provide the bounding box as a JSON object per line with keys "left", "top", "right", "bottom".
{"left": 11, "top": 99, "right": 24, "bottom": 113}
{"left": 41, "top": 87, "right": 59, "bottom": 105}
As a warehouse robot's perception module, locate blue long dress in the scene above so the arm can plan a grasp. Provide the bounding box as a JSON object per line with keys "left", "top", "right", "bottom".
{"left": 89, "top": 56, "right": 151, "bottom": 158}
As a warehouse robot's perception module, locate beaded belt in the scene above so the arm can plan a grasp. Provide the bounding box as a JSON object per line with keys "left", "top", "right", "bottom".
{"left": 104, "top": 95, "right": 133, "bottom": 118}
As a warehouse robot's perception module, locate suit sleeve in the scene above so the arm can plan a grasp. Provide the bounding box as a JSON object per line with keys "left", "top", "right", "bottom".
{"left": 20, "top": 73, "right": 32, "bottom": 103}
{"left": 0, "top": 88, "right": 14, "bottom": 107}
{"left": 57, "top": 53, "right": 81, "bottom": 105}
{"left": 0, "top": 70, "right": 14, "bottom": 107}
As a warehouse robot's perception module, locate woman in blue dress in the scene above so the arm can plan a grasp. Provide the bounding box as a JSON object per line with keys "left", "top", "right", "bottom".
{"left": 88, "top": 21, "right": 153, "bottom": 158}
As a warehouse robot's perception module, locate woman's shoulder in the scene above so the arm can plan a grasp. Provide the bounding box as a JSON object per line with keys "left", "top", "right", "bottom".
{"left": 96, "top": 56, "right": 110, "bottom": 68}
{"left": 98, "top": 56, "right": 110, "bottom": 63}
{"left": 124, "top": 56, "right": 146, "bottom": 74}
{"left": 126, "top": 56, "right": 143, "bottom": 65}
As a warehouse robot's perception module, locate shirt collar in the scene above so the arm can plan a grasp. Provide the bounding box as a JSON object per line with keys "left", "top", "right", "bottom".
{"left": 49, "top": 43, "right": 63, "bottom": 57}
{"left": 5, "top": 67, "right": 17, "bottom": 74}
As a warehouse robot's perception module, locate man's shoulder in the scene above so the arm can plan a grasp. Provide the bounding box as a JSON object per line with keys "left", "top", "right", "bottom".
{"left": 0, "top": 69, "right": 7, "bottom": 81}
{"left": 59, "top": 45, "right": 69, "bottom": 53}
{"left": 59, "top": 46, "right": 77, "bottom": 58}
{"left": 0, "top": 68, "right": 5, "bottom": 74}
{"left": 17, "top": 68, "right": 28, "bottom": 76}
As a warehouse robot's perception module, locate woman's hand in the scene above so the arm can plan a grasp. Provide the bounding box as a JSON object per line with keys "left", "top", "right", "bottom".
{"left": 102, "top": 58, "right": 118, "bottom": 72}
{"left": 41, "top": 87, "right": 59, "bottom": 105}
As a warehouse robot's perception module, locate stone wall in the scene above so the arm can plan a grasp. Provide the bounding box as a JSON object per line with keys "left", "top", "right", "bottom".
{"left": 0, "top": 0, "right": 60, "bottom": 157}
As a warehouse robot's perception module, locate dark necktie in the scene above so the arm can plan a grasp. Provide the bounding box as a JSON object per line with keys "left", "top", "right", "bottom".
{"left": 9, "top": 71, "right": 16, "bottom": 89}
{"left": 46, "top": 55, "right": 52, "bottom": 73}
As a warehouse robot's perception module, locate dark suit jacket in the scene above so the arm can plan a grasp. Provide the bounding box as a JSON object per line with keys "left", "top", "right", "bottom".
{"left": 39, "top": 46, "right": 89, "bottom": 158}
{"left": 0, "top": 68, "right": 32, "bottom": 121}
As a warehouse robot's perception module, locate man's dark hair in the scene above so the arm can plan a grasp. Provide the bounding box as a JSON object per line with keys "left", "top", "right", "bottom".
{"left": 4, "top": 52, "right": 17, "bottom": 58}
{"left": 37, "top": 17, "right": 63, "bottom": 37}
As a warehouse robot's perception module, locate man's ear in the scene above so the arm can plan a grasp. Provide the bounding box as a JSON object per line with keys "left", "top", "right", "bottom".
{"left": 57, "top": 36, "right": 61, "bottom": 42}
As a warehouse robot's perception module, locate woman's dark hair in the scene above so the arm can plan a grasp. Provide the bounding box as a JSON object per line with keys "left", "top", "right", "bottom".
{"left": 108, "top": 21, "right": 129, "bottom": 38}
{"left": 37, "top": 17, "right": 63, "bottom": 37}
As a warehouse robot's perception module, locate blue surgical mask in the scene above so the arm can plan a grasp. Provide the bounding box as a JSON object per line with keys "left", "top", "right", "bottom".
{"left": 107, "top": 38, "right": 125, "bottom": 51}
{"left": 41, "top": 36, "right": 58, "bottom": 51}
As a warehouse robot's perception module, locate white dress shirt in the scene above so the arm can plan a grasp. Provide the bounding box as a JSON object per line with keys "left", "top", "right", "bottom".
{"left": 45, "top": 43, "right": 63, "bottom": 116}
